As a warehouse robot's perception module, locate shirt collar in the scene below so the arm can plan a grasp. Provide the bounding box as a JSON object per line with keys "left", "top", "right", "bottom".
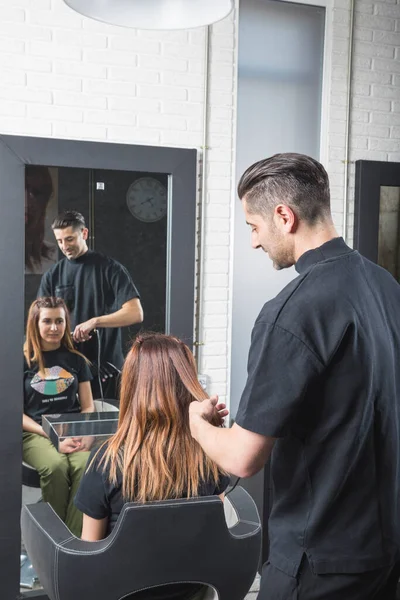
{"left": 295, "top": 237, "right": 354, "bottom": 274}
{"left": 69, "top": 249, "right": 90, "bottom": 264}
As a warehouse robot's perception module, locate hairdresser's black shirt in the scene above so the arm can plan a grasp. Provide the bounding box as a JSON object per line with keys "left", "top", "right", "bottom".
{"left": 38, "top": 250, "right": 140, "bottom": 371}
{"left": 75, "top": 443, "right": 230, "bottom": 600}
{"left": 236, "top": 237, "right": 400, "bottom": 577}
{"left": 24, "top": 348, "right": 92, "bottom": 424}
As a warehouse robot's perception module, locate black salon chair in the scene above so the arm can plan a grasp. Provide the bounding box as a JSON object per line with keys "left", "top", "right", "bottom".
{"left": 20, "top": 400, "right": 117, "bottom": 590}
{"left": 22, "top": 486, "right": 261, "bottom": 600}
{"left": 23, "top": 462, "right": 41, "bottom": 489}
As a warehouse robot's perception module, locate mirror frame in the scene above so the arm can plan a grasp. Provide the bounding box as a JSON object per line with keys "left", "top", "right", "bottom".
{"left": 0, "top": 134, "right": 197, "bottom": 599}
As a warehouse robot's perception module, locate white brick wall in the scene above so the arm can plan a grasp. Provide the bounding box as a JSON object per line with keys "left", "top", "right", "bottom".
{"left": 327, "top": 0, "right": 400, "bottom": 245}
{"left": 0, "top": 0, "right": 236, "bottom": 400}
{"left": 0, "top": 0, "right": 398, "bottom": 404}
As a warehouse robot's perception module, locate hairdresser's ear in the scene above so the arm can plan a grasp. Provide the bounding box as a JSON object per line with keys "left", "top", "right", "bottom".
{"left": 82, "top": 227, "right": 89, "bottom": 241}
{"left": 274, "top": 204, "right": 297, "bottom": 234}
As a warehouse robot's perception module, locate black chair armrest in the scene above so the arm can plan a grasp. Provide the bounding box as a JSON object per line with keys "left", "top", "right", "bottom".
{"left": 22, "top": 502, "right": 74, "bottom": 545}
{"left": 226, "top": 486, "right": 261, "bottom": 539}
{"left": 21, "top": 503, "right": 75, "bottom": 600}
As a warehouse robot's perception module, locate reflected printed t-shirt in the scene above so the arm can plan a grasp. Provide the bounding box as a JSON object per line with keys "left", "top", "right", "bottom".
{"left": 24, "top": 347, "right": 92, "bottom": 425}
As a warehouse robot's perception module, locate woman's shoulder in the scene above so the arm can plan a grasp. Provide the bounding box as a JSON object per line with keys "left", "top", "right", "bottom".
{"left": 88, "top": 441, "right": 109, "bottom": 467}
{"left": 72, "top": 350, "right": 88, "bottom": 367}
{"left": 58, "top": 347, "right": 86, "bottom": 367}
{"left": 23, "top": 356, "right": 36, "bottom": 374}
{"left": 86, "top": 442, "right": 123, "bottom": 491}
{"left": 87, "top": 442, "right": 117, "bottom": 478}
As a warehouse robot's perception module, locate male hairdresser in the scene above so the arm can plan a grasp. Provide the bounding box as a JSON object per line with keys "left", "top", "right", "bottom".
{"left": 189, "top": 153, "right": 400, "bottom": 599}
{"left": 38, "top": 210, "right": 143, "bottom": 398}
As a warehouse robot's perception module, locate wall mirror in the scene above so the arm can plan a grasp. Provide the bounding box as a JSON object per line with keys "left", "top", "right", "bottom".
{"left": 354, "top": 160, "right": 400, "bottom": 273}
{"left": 0, "top": 134, "right": 197, "bottom": 599}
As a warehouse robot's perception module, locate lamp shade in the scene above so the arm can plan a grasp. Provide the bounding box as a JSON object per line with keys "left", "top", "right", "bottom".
{"left": 62, "top": 0, "right": 234, "bottom": 30}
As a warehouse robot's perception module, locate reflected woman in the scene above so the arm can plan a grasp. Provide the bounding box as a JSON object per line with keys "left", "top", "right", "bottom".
{"left": 23, "top": 297, "right": 95, "bottom": 537}
{"left": 75, "top": 333, "right": 229, "bottom": 600}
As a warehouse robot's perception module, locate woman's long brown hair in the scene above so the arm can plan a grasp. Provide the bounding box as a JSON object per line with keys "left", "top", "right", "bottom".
{"left": 99, "top": 333, "right": 223, "bottom": 503}
{"left": 24, "top": 296, "right": 88, "bottom": 374}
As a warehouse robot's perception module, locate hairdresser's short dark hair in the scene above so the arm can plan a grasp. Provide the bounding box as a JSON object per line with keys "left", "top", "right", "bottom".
{"left": 237, "top": 153, "right": 331, "bottom": 225}
{"left": 51, "top": 210, "right": 86, "bottom": 231}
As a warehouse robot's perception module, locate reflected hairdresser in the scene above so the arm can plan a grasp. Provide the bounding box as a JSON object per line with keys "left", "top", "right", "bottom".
{"left": 37, "top": 211, "right": 144, "bottom": 399}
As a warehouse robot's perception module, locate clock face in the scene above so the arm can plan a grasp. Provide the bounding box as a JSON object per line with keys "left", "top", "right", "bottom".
{"left": 126, "top": 177, "right": 168, "bottom": 223}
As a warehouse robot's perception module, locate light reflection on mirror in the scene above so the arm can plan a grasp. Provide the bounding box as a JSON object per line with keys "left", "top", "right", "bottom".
{"left": 25, "top": 165, "right": 58, "bottom": 275}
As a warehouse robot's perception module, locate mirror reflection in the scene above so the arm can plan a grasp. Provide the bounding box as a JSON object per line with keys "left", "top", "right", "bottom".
{"left": 22, "top": 164, "right": 170, "bottom": 591}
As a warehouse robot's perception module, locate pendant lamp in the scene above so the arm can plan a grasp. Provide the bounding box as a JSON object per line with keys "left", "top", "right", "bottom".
{"left": 62, "top": 0, "right": 234, "bottom": 30}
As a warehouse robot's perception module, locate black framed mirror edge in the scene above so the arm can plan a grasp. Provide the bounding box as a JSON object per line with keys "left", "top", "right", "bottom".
{"left": 354, "top": 159, "right": 400, "bottom": 263}
{"left": 0, "top": 134, "right": 198, "bottom": 599}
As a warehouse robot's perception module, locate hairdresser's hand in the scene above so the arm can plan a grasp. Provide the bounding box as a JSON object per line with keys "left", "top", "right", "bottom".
{"left": 189, "top": 395, "right": 229, "bottom": 432}
{"left": 59, "top": 438, "right": 81, "bottom": 454}
{"left": 73, "top": 318, "right": 98, "bottom": 343}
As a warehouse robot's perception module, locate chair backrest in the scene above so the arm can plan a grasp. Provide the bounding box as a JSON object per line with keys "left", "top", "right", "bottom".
{"left": 22, "top": 486, "right": 261, "bottom": 600}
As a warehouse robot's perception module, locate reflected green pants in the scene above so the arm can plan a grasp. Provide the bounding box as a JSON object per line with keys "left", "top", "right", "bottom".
{"left": 23, "top": 432, "right": 90, "bottom": 537}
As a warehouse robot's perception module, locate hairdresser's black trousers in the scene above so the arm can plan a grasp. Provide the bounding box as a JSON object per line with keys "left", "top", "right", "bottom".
{"left": 258, "top": 556, "right": 400, "bottom": 600}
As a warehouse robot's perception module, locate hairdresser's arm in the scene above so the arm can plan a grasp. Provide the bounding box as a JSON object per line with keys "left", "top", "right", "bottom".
{"left": 73, "top": 298, "right": 144, "bottom": 342}
{"left": 81, "top": 514, "right": 108, "bottom": 542}
{"left": 79, "top": 381, "right": 95, "bottom": 413}
{"left": 23, "top": 414, "right": 48, "bottom": 438}
{"left": 189, "top": 397, "right": 275, "bottom": 478}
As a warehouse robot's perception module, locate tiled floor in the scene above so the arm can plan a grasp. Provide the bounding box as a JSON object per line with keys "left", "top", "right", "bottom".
{"left": 245, "top": 574, "right": 260, "bottom": 599}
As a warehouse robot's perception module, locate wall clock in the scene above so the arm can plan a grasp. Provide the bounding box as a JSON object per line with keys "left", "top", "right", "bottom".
{"left": 126, "top": 176, "right": 168, "bottom": 223}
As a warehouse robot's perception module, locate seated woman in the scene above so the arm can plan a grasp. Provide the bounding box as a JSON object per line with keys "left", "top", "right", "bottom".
{"left": 23, "top": 296, "right": 95, "bottom": 537}
{"left": 75, "top": 333, "right": 229, "bottom": 600}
